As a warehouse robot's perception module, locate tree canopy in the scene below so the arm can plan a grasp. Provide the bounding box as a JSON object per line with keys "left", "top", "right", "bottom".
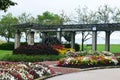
{"left": 0, "top": 13, "right": 18, "bottom": 42}
{"left": 0, "top": 0, "right": 17, "bottom": 11}
{"left": 37, "top": 11, "right": 62, "bottom": 25}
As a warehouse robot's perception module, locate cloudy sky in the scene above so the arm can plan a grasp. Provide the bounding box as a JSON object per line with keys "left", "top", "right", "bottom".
{"left": 1, "top": 0, "right": 120, "bottom": 17}
{"left": 0, "top": 0, "right": 120, "bottom": 44}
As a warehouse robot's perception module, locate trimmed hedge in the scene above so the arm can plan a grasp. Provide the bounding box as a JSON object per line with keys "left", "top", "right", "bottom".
{"left": 13, "top": 44, "right": 59, "bottom": 55}
{"left": 2, "top": 54, "right": 64, "bottom": 62}
{"left": 0, "top": 42, "right": 40, "bottom": 50}
{"left": 63, "top": 43, "right": 80, "bottom": 51}
{"left": 0, "top": 42, "right": 14, "bottom": 50}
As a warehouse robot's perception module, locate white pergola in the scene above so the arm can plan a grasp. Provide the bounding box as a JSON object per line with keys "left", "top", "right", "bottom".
{"left": 14, "top": 23, "right": 120, "bottom": 51}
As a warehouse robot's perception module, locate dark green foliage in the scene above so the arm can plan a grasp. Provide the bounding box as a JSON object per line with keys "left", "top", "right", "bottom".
{"left": 0, "top": 42, "right": 14, "bottom": 50}
{"left": 63, "top": 43, "right": 80, "bottom": 51}
{"left": 37, "top": 11, "right": 62, "bottom": 25}
{"left": 42, "top": 36, "right": 61, "bottom": 45}
{"left": 0, "top": 0, "right": 17, "bottom": 11}
{"left": 0, "top": 42, "right": 29, "bottom": 50}
{"left": 13, "top": 44, "right": 59, "bottom": 55}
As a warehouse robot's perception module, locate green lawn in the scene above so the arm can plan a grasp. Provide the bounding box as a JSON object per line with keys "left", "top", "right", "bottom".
{"left": 0, "top": 44, "right": 120, "bottom": 61}
{"left": 0, "top": 50, "right": 12, "bottom": 60}
{"left": 84, "top": 44, "right": 120, "bottom": 53}
{"left": 0, "top": 50, "right": 64, "bottom": 62}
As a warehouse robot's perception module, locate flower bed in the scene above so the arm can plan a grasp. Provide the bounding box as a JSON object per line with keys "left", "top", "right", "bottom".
{"left": 58, "top": 51, "right": 120, "bottom": 68}
{"left": 0, "top": 62, "right": 54, "bottom": 80}
{"left": 51, "top": 45, "right": 75, "bottom": 54}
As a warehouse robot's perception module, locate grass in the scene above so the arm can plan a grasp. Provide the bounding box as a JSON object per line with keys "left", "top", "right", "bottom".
{"left": 0, "top": 50, "right": 12, "bottom": 60}
{"left": 83, "top": 44, "right": 120, "bottom": 53}
{"left": 0, "top": 44, "right": 120, "bottom": 62}
{"left": 0, "top": 50, "right": 64, "bottom": 62}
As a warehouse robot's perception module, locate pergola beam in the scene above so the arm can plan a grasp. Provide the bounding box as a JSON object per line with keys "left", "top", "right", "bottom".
{"left": 14, "top": 23, "right": 120, "bottom": 52}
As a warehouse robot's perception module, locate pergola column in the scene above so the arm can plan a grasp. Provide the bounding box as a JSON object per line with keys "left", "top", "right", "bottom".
{"left": 57, "top": 31, "right": 62, "bottom": 41}
{"left": 57, "top": 28, "right": 62, "bottom": 41}
{"left": 92, "top": 31, "right": 97, "bottom": 51}
{"left": 71, "top": 31, "right": 75, "bottom": 49}
{"left": 105, "top": 31, "right": 111, "bottom": 51}
{"left": 27, "top": 31, "right": 35, "bottom": 45}
{"left": 14, "top": 30, "right": 21, "bottom": 49}
{"left": 42, "top": 32, "right": 48, "bottom": 39}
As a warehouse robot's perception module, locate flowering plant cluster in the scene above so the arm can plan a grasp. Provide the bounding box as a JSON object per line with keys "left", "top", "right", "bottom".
{"left": 116, "top": 56, "right": 120, "bottom": 64}
{"left": 0, "top": 62, "right": 54, "bottom": 80}
{"left": 51, "top": 45, "right": 75, "bottom": 54}
{"left": 58, "top": 51, "right": 119, "bottom": 68}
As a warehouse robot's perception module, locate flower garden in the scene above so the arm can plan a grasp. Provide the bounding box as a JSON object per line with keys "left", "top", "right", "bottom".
{"left": 1, "top": 42, "right": 120, "bottom": 79}
{"left": 57, "top": 51, "right": 120, "bottom": 68}
{"left": 0, "top": 62, "right": 54, "bottom": 80}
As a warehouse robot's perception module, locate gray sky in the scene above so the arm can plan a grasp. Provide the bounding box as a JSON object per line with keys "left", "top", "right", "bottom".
{"left": 0, "top": 0, "right": 120, "bottom": 44}
{"left": 1, "top": 0, "right": 120, "bottom": 17}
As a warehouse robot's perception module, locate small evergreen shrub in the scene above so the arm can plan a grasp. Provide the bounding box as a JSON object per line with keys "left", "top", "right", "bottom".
{"left": 63, "top": 43, "right": 80, "bottom": 51}
{"left": 42, "top": 37, "right": 61, "bottom": 45}
{"left": 0, "top": 42, "right": 14, "bottom": 50}
{"left": 13, "top": 44, "right": 59, "bottom": 55}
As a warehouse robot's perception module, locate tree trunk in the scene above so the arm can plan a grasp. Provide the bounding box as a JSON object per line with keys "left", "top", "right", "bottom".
{"left": 7, "top": 37, "right": 10, "bottom": 43}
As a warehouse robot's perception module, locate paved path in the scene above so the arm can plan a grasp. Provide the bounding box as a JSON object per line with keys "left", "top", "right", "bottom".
{"left": 46, "top": 68, "right": 120, "bottom": 80}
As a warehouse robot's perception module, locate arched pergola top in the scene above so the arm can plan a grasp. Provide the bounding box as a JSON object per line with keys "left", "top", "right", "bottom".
{"left": 14, "top": 23, "right": 120, "bottom": 32}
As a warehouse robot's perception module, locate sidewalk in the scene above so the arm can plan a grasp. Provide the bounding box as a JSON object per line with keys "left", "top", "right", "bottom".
{"left": 46, "top": 68, "right": 120, "bottom": 80}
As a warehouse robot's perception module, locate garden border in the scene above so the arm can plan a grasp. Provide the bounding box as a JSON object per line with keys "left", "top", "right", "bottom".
{"left": 40, "top": 64, "right": 120, "bottom": 80}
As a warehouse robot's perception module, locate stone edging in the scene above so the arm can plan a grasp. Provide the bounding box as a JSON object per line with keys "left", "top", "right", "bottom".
{"left": 36, "top": 65, "right": 120, "bottom": 80}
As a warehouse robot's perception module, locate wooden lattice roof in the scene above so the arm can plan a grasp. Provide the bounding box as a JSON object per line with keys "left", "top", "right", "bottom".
{"left": 14, "top": 23, "right": 120, "bottom": 32}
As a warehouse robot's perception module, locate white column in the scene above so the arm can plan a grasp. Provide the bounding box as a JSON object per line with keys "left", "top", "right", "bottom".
{"left": 71, "top": 31, "right": 75, "bottom": 49}
{"left": 14, "top": 30, "right": 20, "bottom": 49}
{"left": 57, "top": 31, "right": 62, "bottom": 41}
{"left": 105, "top": 31, "right": 111, "bottom": 51}
{"left": 92, "top": 31, "right": 97, "bottom": 51}
{"left": 28, "top": 31, "right": 34, "bottom": 45}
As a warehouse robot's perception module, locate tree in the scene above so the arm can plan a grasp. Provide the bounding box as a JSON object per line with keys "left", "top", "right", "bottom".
{"left": 18, "top": 13, "right": 36, "bottom": 24}
{"left": 37, "top": 11, "right": 62, "bottom": 25}
{"left": 112, "top": 8, "right": 120, "bottom": 23}
{"left": 37, "top": 11, "right": 65, "bottom": 37}
{"left": 0, "top": 13, "right": 18, "bottom": 42}
{"left": 0, "top": 0, "right": 17, "bottom": 11}
{"left": 97, "top": 5, "right": 113, "bottom": 23}
{"left": 59, "top": 10, "right": 72, "bottom": 43}
{"left": 74, "top": 6, "right": 99, "bottom": 51}
{"left": 63, "top": 32, "right": 71, "bottom": 43}
{"left": 18, "top": 13, "right": 37, "bottom": 42}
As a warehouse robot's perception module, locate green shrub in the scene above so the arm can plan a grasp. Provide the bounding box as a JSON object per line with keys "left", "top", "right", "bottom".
{"left": 2, "top": 54, "right": 64, "bottom": 62}
{"left": 0, "top": 42, "right": 14, "bottom": 50}
{"left": 0, "top": 42, "right": 40, "bottom": 50}
{"left": 42, "top": 37, "right": 61, "bottom": 45}
{"left": 63, "top": 43, "right": 80, "bottom": 51}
